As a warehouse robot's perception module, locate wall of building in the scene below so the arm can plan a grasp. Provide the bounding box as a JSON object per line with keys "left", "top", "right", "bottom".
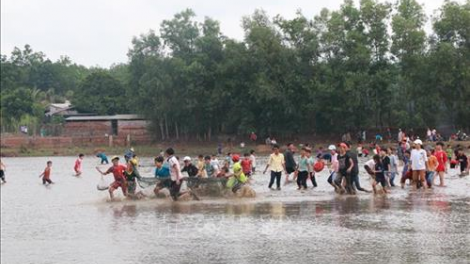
{"left": 1, "top": 120, "right": 152, "bottom": 149}
{"left": 116, "top": 120, "right": 149, "bottom": 136}
{"left": 63, "top": 120, "right": 149, "bottom": 137}
{"left": 64, "top": 121, "right": 110, "bottom": 137}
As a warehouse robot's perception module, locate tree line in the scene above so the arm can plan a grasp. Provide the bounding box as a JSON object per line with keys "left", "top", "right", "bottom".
{"left": 1, "top": 0, "right": 469, "bottom": 140}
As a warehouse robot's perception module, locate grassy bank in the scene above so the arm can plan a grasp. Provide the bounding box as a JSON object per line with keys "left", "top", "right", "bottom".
{"left": 0, "top": 143, "right": 267, "bottom": 157}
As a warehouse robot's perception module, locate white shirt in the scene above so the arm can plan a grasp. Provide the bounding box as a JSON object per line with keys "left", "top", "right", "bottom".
{"left": 410, "top": 149, "right": 428, "bottom": 171}
{"left": 168, "top": 156, "right": 181, "bottom": 181}
{"left": 210, "top": 159, "right": 220, "bottom": 171}
{"left": 250, "top": 154, "right": 256, "bottom": 168}
{"left": 365, "top": 159, "right": 375, "bottom": 168}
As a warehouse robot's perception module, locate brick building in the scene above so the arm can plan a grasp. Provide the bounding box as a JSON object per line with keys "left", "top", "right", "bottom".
{"left": 64, "top": 114, "right": 149, "bottom": 137}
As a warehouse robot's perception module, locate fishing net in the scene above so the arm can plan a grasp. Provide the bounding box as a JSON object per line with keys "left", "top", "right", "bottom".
{"left": 186, "top": 177, "right": 228, "bottom": 197}
{"left": 96, "top": 176, "right": 109, "bottom": 191}
{"left": 136, "top": 177, "right": 229, "bottom": 197}
{"left": 137, "top": 177, "right": 161, "bottom": 188}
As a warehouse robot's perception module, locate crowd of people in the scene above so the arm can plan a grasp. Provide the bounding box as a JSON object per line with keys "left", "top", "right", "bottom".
{"left": 91, "top": 147, "right": 258, "bottom": 201}
{"left": 0, "top": 129, "right": 468, "bottom": 201}
{"left": 264, "top": 138, "right": 469, "bottom": 195}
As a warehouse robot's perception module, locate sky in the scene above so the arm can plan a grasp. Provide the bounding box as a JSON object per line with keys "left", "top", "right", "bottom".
{"left": 1, "top": 0, "right": 450, "bottom": 68}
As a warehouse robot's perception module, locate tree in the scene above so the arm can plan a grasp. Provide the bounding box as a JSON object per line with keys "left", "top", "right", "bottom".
{"left": 391, "top": 0, "right": 428, "bottom": 128}
{"left": 430, "top": 0, "right": 470, "bottom": 129}
{"left": 73, "top": 71, "right": 127, "bottom": 115}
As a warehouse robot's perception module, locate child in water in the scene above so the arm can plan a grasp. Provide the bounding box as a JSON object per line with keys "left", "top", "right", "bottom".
{"left": 227, "top": 154, "right": 248, "bottom": 193}
{"left": 241, "top": 153, "right": 253, "bottom": 177}
{"left": 39, "top": 161, "right": 54, "bottom": 185}
{"left": 124, "top": 159, "right": 143, "bottom": 199}
{"left": 250, "top": 150, "right": 256, "bottom": 173}
{"left": 372, "top": 155, "right": 389, "bottom": 194}
{"left": 295, "top": 147, "right": 310, "bottom": 190}
{"left": 400, "top": 150, "right": 412, "bottom": 188}
{"left": 96, "top": 152, "right": 109, "bottom": 164}
{"left": 74, "top": 154, "right": 84, "bottom": 176}
{"left": 96, "top": 156, "right": 127, "bottom": 200}
{"left": 456, "top": 149, "right": 469, "bottom": 176}
{"left": 153, "top": 156, "right": 171, "bottom": 198}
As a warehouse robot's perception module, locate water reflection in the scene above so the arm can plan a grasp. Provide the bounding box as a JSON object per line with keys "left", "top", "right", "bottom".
{"left": 1, "top": 156, "right": 470, "bottom": 264}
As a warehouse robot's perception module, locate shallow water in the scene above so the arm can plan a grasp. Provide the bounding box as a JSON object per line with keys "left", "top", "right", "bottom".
{"left": 1, "top": 156, "right": 470, "bottom": 264}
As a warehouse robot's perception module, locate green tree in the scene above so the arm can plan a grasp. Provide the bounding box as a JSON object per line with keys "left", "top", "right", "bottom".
{"left": 73, "top": 71, "right": 127, "bottom": 115}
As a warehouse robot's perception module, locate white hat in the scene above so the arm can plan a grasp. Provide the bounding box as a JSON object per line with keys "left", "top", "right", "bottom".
{"left": 414, "top": 139, "right": 423, "bottom": 145}
{"left": 183, "top": 156, "right": 191, "bottom": 162}
{"left": 328, "top": 145, "right": 336, "bottom": 151}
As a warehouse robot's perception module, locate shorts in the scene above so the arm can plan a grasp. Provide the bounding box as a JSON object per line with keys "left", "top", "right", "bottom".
{"left": 170, "top": 180, "right": 181, "bottom": 201}
{"left": 286, "top": 167, "right": 295, "bottom": 174}
{"left": 461, "top": 162, "right": 468, "bottom": 173}
{"left": 157, "top": 178, "right": 171, "bottom": 189}
{"left": 401, "top": 170, "right": 412, "bottom": 184}
{"left": 127, "top": 181, "right": 137, "bottom": 194}
{"left": 412, "top": 170, "right": 426, "bottom": 182}
{"left": 436, "top": 165, "right": 445, "bottom": 172}
{"left": 425, "top": 171, "right": 435, "bottom": 186}
{"left": 110, "top": 180, "right": 126, "bottom": 190}
{"left": 232, "top": 182, "right": 244, "bottom": 193}
{"left": 0, "top": 170, "right": 5, "bottom": 181}
{"left": 375, "top": 175, "right": 387, "bottom": 187}
{"left": 334, "top": 172, "right": 346, "bottom": 186}
{"left": 244, "top": 171, "right": 252, "bottom": 177}
{"left": 42, "top": 178, "right": 52, "bottom": 184}
{"left": 252, "top": 167, "right": 256, "bottom": 173}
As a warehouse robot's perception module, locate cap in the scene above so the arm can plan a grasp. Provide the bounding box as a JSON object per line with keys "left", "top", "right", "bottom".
{"left": 328, "top": 145, "right": 336, "bottom": 151}
{"left": 414, "top": 139, "right": 423, "bottom": 145}
{"left": 183, "top": 156, "right": 191, "bottom": 162}
{"left": 111, "top": 156, "right": 120, "bottom": 161}
{"left": 232, "top": 154, "right": 240, "bottom": 162}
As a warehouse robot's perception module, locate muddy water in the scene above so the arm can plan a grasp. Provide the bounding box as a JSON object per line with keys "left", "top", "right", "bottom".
{"left": 1, "top": 156, "right": 470, "bottom": 264}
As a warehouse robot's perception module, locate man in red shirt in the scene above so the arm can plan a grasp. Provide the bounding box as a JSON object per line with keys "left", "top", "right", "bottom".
{"left": 96, "top": 156, "right": 127, "bottom": 200}
{"left": 241, "top": 153, "right": 253, "bottom": 177}
{"left": 434, "top": 142, "right": 448, "bottom": 187}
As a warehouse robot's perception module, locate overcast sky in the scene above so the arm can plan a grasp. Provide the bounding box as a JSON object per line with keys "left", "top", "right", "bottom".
{"left": 1, "top": 0, "right": 451, "bottom": 67}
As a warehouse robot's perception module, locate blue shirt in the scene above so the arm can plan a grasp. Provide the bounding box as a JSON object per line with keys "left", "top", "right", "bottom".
{"left": 97, "top": 153, "right": 107, "bottom": 160}
{"left": 298, "top": 156, "right": 309, "bottom": 172}
{"left": 155, "top": 164, "right": 170, "bottom": 179}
